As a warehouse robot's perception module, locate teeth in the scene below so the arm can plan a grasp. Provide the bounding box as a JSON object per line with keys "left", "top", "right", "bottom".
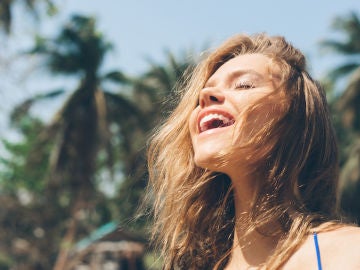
{"left": 199, "top": 113, "right": 234, "bottom": 132}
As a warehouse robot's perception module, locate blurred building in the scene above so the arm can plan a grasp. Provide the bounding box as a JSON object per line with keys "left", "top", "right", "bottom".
{"left": 67, "top": 222, "right": 146, "bottom": 270}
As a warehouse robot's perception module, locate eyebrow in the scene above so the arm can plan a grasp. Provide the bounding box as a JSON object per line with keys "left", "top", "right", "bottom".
{"left": 204, "top": 69, "right": 266, "bottom": 88}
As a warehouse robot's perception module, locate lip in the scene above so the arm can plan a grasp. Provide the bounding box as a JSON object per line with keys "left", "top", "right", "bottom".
{"left": 197, "top": 108, "right": 235, "bottom": 134}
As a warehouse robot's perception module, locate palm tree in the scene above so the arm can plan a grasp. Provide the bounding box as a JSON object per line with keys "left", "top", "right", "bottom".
{"left": 321, "top": 12, "right": 360, "bottom": 223}
{"left": 9, "top": 15, "right": 195, "bottom": 267}
{"left": 114, "top": 51, "right": 195, "bottom": 230}
{"left": 0, "top": 0, "right": 56, "bottom": 34}
{"left": 321, "top": 12, "right": 360, "bottom": 131}
{"left": 13, "top": 14, "right": 144, "bottom": 269}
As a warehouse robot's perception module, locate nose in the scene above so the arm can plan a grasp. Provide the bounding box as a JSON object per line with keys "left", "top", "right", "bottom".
{"left": 199, "top": 87, "right": 225, "bottom": 108}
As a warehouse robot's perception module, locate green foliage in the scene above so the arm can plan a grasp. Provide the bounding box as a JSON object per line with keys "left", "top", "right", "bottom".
{"left": 327, "top": 12, "right": 360, "bottom": 55}
{"left": 0, "top": 0, "right": 57, "bottom": 34}
{"left": 322, "top": 11, "right": 360, "bottom": 224}
{"left": 0, "top": 116, "right": 50, "bottom": 194}
{"left": 0, "top": 116, "right": 56, "bottom": 269}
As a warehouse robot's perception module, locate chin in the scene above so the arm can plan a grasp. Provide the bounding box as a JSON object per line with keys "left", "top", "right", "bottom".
{"left": 193, "top": 149, "right": 228, "bottom": 172}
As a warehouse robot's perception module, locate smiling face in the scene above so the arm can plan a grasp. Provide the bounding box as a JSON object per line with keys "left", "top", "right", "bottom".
{"left": 189, "top": 53, "right": 284, "bottom": 174}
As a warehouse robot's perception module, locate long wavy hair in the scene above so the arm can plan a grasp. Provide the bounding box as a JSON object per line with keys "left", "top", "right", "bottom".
{"left": 147, "top": 33, "right": 341, "bottom": 269}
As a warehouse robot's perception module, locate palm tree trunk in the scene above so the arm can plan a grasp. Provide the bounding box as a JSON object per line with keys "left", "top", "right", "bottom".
{"left": 53, "top": 199, "right": 81, "bottom": 270}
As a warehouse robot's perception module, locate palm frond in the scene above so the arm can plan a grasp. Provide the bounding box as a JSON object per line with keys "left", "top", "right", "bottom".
{"left": 10, "top": 89, "right": 65, "bottom": 124}
{"left": 105, "top": 91, "right": 143, "bottom": 121}
{"left": 336, "top": 68, "right": 360, "bottom": 131}
{"left": 0, "top": 0, "right": 57, "bottom": 35}
{"left": 28, "top": 14, "right": 112, "bottom": 77}
{"left": 327, "top": 62, "right": 360, "bottom": 82}
{"left": 25, "top": 0, "right": 38, "bottom": 19}
{"left": 321, "top": 40, "right": 360, "bottom": 55}
{"left": 102, "top": 71, "right": 129, "bottom": 84}
{"left": 322, "top": 12, "right": 360, "bottom": 55}
{"left": 0, "top": 0, "right": 12, "bottom": 34}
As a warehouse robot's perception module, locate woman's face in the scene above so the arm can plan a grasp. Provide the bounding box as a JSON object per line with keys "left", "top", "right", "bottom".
{"left": 189, "top": 53, "right": 283, "bottom": 173}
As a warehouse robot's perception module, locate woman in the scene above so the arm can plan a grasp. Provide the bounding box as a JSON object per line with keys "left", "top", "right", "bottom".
{"left": 147, "top": 33, "right": 360, "bottom": 269}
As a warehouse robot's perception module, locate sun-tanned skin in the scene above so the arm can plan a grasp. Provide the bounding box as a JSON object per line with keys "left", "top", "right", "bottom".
{"left": 189, "top": 54, "right": 360, "bottom": 270}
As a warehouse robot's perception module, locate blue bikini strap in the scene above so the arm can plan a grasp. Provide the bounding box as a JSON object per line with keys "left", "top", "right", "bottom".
{"left": 313, "top": 232, "right": 323, "bottom": 270}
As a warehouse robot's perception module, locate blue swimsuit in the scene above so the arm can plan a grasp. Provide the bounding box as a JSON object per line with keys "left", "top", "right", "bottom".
{"left": 313, "top": 232, "right": 323, "bottom": 270}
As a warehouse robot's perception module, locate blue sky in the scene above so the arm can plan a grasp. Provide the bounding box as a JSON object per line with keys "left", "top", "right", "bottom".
{"left": 51, "top": 0, "right": 360, "bottom": 78}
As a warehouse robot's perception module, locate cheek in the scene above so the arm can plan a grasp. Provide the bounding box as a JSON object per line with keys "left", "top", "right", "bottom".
{"left": 189, "top": 108, "right": 199, "bottom": 140}
{"left": 233, "top": 100, "right": 286, "bottom": 145}
{"left": 248, "top": 104, "right": 279, "bottom": 127}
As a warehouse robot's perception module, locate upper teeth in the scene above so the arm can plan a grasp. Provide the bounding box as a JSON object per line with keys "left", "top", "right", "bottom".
{"left": 199, "top": 113, "right": 233, "bottom": 131}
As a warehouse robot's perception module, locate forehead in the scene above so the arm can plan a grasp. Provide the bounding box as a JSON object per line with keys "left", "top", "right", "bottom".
{"left": 206, "top": 53, "right": 273, "bottom": 85}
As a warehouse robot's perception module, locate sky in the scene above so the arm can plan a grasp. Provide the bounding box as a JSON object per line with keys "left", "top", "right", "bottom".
{"left": 0, "top": 0, "right": 359, "bottom": 140}
{"left": 49, "top": 0, "right": 360, "bottom": 78}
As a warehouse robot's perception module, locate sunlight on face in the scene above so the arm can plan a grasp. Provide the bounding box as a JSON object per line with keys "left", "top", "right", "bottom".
{"left": 189, "top": 53, "right": 284, "bottom": 174}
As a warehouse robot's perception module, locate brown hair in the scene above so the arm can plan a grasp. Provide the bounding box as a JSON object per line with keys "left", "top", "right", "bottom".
{"left": 147, "top": 33, "right": 340, "bottom": 269}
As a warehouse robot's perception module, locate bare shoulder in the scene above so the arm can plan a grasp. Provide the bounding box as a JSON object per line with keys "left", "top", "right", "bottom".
{"left": 284, "top": 225, "right": 360, "bottom": 270}
{"left": 320, "top": 224, "right": 360, "bottom": 239}
{"left": 317, "top": 225, "right": 360, "bottom": 269}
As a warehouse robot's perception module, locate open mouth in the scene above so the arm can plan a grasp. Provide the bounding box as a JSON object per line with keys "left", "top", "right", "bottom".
{"left": 199, "top": 113, "right": 235, "bottom": 133}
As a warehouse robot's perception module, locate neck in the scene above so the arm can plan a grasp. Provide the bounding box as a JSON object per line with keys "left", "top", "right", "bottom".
{"left": 224, "top": 170, "right": 281, "bottom": 269}
{"left": 226, "top": 225, "right": 279, "bottom": 269}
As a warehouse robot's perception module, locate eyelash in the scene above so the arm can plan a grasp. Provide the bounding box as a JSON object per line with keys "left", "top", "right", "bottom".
{"left": 234, "top": 81, "right": 255, "bottom": 89}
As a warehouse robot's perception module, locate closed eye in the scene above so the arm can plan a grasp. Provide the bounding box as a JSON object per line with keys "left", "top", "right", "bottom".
{"left": 234, "top": 81, "right": 255, "bottom": 89}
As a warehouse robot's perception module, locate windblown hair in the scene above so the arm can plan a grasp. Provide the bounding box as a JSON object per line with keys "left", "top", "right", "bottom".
{"left": 147, "top": 33, "right": 341, "bottom": 269}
